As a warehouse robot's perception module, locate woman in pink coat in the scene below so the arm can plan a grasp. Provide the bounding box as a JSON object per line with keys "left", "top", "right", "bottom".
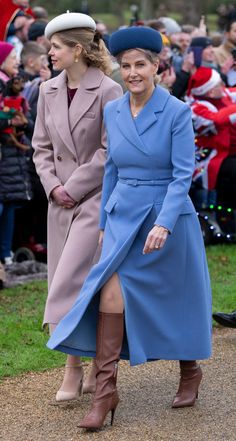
{"left": 32, "top": 12, "right": 122, "bottom": 402}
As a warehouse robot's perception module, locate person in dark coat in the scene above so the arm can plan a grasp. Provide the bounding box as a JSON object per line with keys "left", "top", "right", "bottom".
{"left": 0, "top": 41, "right": 32, "bottom": 265}
{"left": 47, "top": 27, "right": 212, "bottom": 431}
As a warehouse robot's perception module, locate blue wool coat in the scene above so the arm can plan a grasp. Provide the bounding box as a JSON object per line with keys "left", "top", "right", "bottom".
{"left": 47, "top": 86, "right": 212, "bottom": 366}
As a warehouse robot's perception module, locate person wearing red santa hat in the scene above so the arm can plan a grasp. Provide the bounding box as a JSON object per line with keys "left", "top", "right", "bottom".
{"left": 188, "top": 66, "right": 236, "bottom": 209}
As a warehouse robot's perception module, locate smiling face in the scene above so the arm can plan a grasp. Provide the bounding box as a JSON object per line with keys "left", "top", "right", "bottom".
{"left": 202, "top": 45, "right": 215, "bottom": 63}
{"left": 1, "top": 49, "right": 19, "bottom": 77}
{"left": 48, "top": 34, "right": 81, "bottom": 71}
{"left": 206, "top": 81, "right": 224, "bottom": 99}
{"left": 120, "top": 49, "right": 159, "bottom": 97}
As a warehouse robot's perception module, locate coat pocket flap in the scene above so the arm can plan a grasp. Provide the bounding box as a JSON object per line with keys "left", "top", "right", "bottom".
{"left": 104, "top": 196, "right": 117, "bottom": 213}
{"left": 180, "top": 199, "right": 196, "bottom": 215}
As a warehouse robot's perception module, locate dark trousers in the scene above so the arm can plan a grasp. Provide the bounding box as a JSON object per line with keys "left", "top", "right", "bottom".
{"left": 217, "top": 156, "right": 236, "bottom": 209}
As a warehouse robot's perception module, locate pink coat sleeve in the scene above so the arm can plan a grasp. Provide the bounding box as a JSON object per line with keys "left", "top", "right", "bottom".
{"left": 32, "top": 83, "right": 61, "bottom": 199}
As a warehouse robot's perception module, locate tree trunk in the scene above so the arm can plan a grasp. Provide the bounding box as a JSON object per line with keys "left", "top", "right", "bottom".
{"left": 140, "top": 0, "right": 154, "bottom": 20}
{"left": 182, "top": 0, "right": 208, "bottom": 25}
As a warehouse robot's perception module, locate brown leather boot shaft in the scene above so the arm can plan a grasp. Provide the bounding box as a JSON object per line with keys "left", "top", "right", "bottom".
{"left": 79, "top": 312, "right": 124, "bottom": 429}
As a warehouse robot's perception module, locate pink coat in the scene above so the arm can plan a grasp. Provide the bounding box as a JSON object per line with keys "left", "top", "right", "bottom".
{"left": 32, "top": 67, "right": 122, "bottom": 325}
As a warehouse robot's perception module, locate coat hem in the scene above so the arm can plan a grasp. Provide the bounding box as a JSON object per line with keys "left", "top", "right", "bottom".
{"left": 47, "top": 343, "right": 212, "bottom": 366}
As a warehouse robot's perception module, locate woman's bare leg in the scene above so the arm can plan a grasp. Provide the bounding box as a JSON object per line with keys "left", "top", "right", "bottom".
{"left": 99, "top": 273, "right": 124, "bottom": 313}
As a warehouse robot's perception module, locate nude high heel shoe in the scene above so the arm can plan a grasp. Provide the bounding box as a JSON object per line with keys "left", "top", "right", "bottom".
{"left": 172, "top": 360, "right": 203, "bottom": 408}
{"left": 56, "top": 365, "right": 84, "bottom": 402}
{"left": 79, "top": 312, "right": 124, "bottom": 430}
{"left": 82, "top": 359, "right": 97, "bottom": 394}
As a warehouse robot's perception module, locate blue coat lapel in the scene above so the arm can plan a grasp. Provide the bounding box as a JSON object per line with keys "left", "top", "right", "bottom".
{"left": 135, "top": 86, "right": 170, "bottom": 135}
{"left": 116, "top": 93, "right": 147, "bottom": 155}
{"left": 116, "top": 87, "right": 170, "bottom": 156}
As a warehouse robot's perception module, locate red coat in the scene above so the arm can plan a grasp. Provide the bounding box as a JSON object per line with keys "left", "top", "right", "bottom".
{"left": 190, "top": 87, "right": 236, "bottom": 189}
{"left": 0, "top": 0, "right": 34, "bottom": 41}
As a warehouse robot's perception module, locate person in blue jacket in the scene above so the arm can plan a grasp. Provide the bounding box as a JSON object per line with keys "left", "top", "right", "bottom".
{"left": 47, "top": 26, "right": 212, "bottom": 430}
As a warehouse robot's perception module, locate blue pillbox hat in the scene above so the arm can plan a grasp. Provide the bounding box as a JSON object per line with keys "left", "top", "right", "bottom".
{"left": 109, "top": 26, "right": 163, "bottom": 56}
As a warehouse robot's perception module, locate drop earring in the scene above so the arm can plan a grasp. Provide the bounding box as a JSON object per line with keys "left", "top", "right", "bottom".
{"left": 74, "top": 53, "right": 79, "bottom": 63}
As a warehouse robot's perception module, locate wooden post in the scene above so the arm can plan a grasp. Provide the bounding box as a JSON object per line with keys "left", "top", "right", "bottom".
{"left": 140, "top": 0, "right": 154, "bottom": 20}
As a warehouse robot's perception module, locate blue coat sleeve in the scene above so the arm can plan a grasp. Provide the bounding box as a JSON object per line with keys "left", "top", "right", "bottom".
{"left": 154, "top": 104, "right": 195, "bottom": 233}
{"left": 99, "top": 108, "right": 118, "bottom": 230}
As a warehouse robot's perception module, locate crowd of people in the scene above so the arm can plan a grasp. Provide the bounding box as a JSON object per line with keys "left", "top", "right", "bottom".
{"left": 0, "top": 2, "right": 236, "bottom": 275}
{"left": 0, "top": 0, "right": 235, "bottom": 431}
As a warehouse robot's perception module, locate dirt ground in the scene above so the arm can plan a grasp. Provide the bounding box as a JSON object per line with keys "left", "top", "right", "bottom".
{"left": 0, "top": 328, "right": 235, "bottom": 441}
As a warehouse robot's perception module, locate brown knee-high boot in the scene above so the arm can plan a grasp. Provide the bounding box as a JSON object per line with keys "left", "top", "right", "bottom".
{"left": 79, "top": 312, "right": 124, "bottom": 430}
{"left": 172, "top": 361, "right": 202, "bottom": 408}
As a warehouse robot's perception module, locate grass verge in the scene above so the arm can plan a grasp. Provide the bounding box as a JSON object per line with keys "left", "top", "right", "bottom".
{"left": 0, "top": 281, "right": 65, "bottom": 379}
{"left": 0, "top": 244, "right": 236, "bottom": 379}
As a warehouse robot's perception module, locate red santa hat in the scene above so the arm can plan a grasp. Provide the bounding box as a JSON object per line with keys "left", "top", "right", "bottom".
{"left": 187, "top": 67, "right": 221, "bottom": 96}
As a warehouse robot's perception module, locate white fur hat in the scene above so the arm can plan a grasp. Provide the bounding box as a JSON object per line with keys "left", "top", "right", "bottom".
{"left": 45, "top": 12, "right": 96, "bottom": 40}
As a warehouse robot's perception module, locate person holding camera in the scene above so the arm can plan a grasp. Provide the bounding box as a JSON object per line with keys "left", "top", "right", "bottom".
{"left": 172, "top": 36, "right": 222, "bottom": 100}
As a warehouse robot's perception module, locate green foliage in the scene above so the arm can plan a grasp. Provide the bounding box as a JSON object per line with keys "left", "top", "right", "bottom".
{"left": 208, "top": 0, "right": 235, "bottom": 14}
{"left": 0, "top": 244, "right": 236, "bottom": 379}
{"left": 207, "top": 244, "right": 236, "bottom": 313}
{"left": 0, "top": 281, "right": 65, "bottom": 379}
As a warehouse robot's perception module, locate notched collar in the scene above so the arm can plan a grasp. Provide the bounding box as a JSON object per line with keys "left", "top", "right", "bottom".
{"left": 116, "top": 87, "right": 170, "bottom": 155}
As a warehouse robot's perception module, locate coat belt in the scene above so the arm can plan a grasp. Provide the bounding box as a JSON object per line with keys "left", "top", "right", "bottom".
{"left": 118, "top": 178, "right": 172, "bottom": 186}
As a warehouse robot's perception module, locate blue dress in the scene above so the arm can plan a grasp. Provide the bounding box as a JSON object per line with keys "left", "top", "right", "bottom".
{"left": 47, "top": 86, "right": 212, "bottom": 366}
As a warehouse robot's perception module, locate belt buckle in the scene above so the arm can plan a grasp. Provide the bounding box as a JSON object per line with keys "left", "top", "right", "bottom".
{"left": 131, "top": 179, "right": 138, "bottom": 186}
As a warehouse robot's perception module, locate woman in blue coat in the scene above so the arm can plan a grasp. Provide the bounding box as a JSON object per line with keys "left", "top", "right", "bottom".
{"left": 47, "top": 27, "right": 212, "bottom": 430}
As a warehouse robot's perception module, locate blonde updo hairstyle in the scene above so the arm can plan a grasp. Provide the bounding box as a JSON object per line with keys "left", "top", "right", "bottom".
{"left": 116, "top": 48, "right": 160, "bottom": 85}
{"left": 53, "top": 28, "right": 112, "bottom": 75}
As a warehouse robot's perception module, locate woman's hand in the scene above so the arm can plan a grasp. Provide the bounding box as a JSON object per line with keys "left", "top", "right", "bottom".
{"left": 221, "top": 55, "right": 235, "bottom": 75}
{"left": 143, "top": 225, "right": 169, "bottom": 254}
{"left": 51, "top": 185, "right": 76, "bottom": 208}
{"left": 98, "top": 230, "right": 104, "bottom": 246}
{"left": 40, "top": 65, "right": 51, "bottom": 82}
{"left": 182, "top": 52, "right": 195, "bottom": 74}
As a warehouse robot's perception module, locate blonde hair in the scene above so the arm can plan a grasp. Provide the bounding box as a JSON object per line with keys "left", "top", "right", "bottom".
{"left": 54, "top": 28, "right": 112, "bottom": 75}
{"left": 116, "top": 48, "right": 160, "bottom": 85}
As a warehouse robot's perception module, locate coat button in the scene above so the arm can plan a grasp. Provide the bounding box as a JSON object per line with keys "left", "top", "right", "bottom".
{"left": 57, "top": 155, "right": 62, "bottom": 161}
{"left": 72, "top": 156, "right": 77, "bottom": 162}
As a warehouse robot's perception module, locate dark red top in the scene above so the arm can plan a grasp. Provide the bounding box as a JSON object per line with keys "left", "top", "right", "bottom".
{"left": 67, "top": 87, "right": 77, "bottom": 108}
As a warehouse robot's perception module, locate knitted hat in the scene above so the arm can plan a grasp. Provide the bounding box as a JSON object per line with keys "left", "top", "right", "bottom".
{"left": 109, "top": 26, "right": 163, "bottom": 57}
{"left": 0, "top": 41, "right": 14, "bottom": 66}
{"left": 190, "top": 37, "right": 213, "bottom": 49}
{"left": 45, "top": 12, "right": 96, "bottom": 40}
{"left": 188, "top": 67, "right": 221, "bottom": 96}
{"left": 28, "top": 20, "right": 47, "bottom": 41}
{"left": 158, "top": 17, "right": 181, "bottom": 34}
{"left": 189, "top": 37, "right": 213, "bottom": 68}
